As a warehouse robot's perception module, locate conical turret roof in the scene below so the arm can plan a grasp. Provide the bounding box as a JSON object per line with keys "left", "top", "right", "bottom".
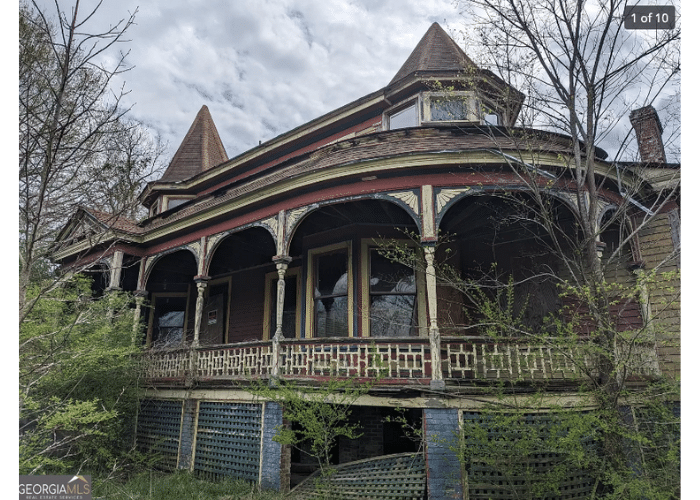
{"left": 389, "top": 22, "right": 478, "bottom": 86}
{"left": 160, "top": 105, "right": 228, "bottom": 182}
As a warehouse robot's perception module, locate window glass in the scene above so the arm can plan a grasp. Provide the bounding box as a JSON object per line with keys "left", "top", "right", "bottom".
{"left": 167, "top": 198, "right": 189, "bottom": 210}
{"left": 314, "top": 250, "right": 349, "bottom": 337}
{"left": 152, "top": 296, "right": 187, "bottom": 346}
{"left": 389, "top": 104, "right": 418, "bottom": 130}
{"left": 484, "top": 112, "right": 500, "bottom": 126}
{"left": 429, "top": 96, "right": 471, "bottom": 121}
{"left": 369, "top": 249, "right": 417, "bottom": 337}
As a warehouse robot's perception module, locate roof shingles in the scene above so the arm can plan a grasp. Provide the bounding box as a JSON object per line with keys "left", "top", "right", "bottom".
{"left": 159, "top": 105, "right": 228, "bottom": 182}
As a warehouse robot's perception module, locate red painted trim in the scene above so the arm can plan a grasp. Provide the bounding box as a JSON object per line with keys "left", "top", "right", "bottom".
{"left": 140, "top": 171, "right": 625, "bottom": 257}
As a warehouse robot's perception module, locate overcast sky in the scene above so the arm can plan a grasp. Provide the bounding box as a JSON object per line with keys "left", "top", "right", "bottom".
{"left": 31, "top": 0, "right": 466, "bottom": 164}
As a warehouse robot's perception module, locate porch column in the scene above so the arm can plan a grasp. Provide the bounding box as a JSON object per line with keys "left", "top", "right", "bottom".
{"left": 271, "top": 256, "right": 292, "bottom": 380}
{"left": 192, "top": 276, "right": 210, "bottom": 347}
{"left": 423, "top": 244, "right": 444, "bottom": 389}
{"left": 107, "top": 250, "right": 124, "bottom": 291}
{"left": 424, "top": 408, "right": 465, "bottom": 499}
{"left": 132, "top": 290, "right": 148, "bottom": 345}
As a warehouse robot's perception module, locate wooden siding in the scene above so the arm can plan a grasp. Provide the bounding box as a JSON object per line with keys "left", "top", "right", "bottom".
{"left": 637, "top": 210, "right": 680, "bottom": 379}
{"left": 228, "top": 267, "right": 269, "bottom": 343}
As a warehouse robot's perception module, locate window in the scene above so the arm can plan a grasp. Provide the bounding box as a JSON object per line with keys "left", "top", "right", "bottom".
{"left": 360, "top": 240, "right": 426, "bottom": 338}
{"left": 165, "top": 196, "right": 194, "bottom": 211}
{"left": 483, "top": 112, "right": 500, "bottom": 126}
{"left": 423, "top": 91, "right": 479, "bottom": 123}
{"left": 306, "top": 243, "right": 353, "bottom": 338}
{"left": 368, "top": 248, "right": 418, "bottom": 337}
{"left": 314, "top": 249, "right": 349, "bottom": 337}
{"left": 149, "top": 294, "right": 188, "bottom": 347}
{"left": 388, "top": 103, "right": 418, "bottom": 130}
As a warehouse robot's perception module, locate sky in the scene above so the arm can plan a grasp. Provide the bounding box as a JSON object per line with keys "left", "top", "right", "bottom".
{"left": 26, "top": 0, "right": 685, "bottom": 167}
{"left": 31, "top": 0, "right": 468, "bottom": 164}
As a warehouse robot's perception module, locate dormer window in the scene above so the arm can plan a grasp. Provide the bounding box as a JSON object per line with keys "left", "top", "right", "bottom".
{"left": 422, "top": 91, "right": 480, "bottom": 123}
{"left": 384, "top": 91, "right": 502, "bottom": 130}
{"left": 166, "top": 197, "right": 190, "bottom": 210}
{"left": 483, "top": 112, "right": 500, "bottom": 126}
{"left": 388, "top": 102, "right": 419, "bottom": 130}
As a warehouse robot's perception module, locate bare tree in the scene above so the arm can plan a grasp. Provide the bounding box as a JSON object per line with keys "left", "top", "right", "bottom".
{"left": 19, "top": 0, "right": 164, "bottom": 321}
{"left": 19, "top": 0, "right": 164, "bottom": 475}
{"left": 375, "top": 2, "right": 681, "bottom": 496}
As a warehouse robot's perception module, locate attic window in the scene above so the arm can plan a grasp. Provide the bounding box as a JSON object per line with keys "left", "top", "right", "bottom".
{"left": 484, "top": 112, "right": 500, "bottom": 126}
{"left": 167, "top": 197, "right": 190, "bottom": 210}
{"left": 388, "top": 103, "right": 418, "bottom": 130}
{"left": 423, "top": 91, "right": 479, "bottom": 123}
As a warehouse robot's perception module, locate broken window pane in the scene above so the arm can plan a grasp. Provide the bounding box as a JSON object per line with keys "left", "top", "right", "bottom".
{"left": 314, "top": 249, "right": 349, "bottom": 337}
{"left": 430, "top": 96, "right": 471, "bottom": 121}
{"left": 153, "top": 296, "right": 187, "bottom": 346}
{"left": 369, "top": 249, "right": 417, "bottom": 337}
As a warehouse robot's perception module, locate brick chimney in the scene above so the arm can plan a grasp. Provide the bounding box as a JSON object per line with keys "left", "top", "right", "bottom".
{"left": 629, "top": 105, "right": 666, "bottom": 164}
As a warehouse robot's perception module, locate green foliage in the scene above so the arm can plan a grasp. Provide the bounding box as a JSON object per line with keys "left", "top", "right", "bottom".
{"left": 93, "top": 469, "right": 283, "bottom": 500}
{"left": 460, "top": 392, "right": 602, "bottom": 499}
{"left": 19, "top": 275, "right": 142, "bottom": 476}
{"left": 458, "top": 383, "right": 679, "bottom": 500}
{"left": 248, "top": 378, "right": 371, "bottom": 473}
{"left": 377, "top": 224, "right": 680, "bottom": 498}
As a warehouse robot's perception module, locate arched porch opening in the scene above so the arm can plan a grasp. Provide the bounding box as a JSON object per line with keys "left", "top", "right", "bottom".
{"left": 144, "top": 250, "right": 198, "bottom": 347}
{"left": 437, "top": 193, "right": 582, "bottom": 336}
{"left": 206, "top": 227, "right": 277, "bottom": 344}
{"left": 83, "top": 262, "right": 110, "bottom": 297}
{"left": 288, "top": 198, "right": 422, "bottom": 339}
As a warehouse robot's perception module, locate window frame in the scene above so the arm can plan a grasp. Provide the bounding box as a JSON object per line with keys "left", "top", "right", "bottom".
{"left": 421, "top": 91, "right": 480, "bottom": 124}
{"left": 164, "top": 195, "right": 195, "bottom": 211}
{"left": 360, "top": 239, "right": 427, "bottom": 338}
{"left": 305, "top": 241, "right": 354, "bottom": 338}
{"left": 383, "top": 97, "right": 420, "bottom": 131}
{"left": 147, "top": 291, "right": 191, "bottom": 348}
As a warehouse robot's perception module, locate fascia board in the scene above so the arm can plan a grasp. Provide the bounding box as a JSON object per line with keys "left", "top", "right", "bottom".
{"left": 138, "top": 149, "right": 581, "bottom": 244}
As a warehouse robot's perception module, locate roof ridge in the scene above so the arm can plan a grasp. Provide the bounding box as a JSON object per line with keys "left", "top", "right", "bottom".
{"left": 159, "top": 105, "right": 228, "bottom": 182}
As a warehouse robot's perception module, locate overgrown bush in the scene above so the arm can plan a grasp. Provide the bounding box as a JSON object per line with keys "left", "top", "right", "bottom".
{"left": 20, "top": 275, "right": 143, "bottom": 476}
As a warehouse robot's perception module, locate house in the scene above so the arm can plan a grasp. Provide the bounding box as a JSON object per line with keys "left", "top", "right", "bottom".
{"left": 53, "top": 23, "right": 679, "bottom": 499}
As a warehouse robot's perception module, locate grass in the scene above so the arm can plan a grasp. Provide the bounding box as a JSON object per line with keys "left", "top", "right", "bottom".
{"left": 93, "top": 470, "right": 286, "bottom": 500}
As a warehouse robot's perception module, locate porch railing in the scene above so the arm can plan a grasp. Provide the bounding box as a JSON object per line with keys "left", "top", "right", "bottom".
{"left": 142, "top": 337, "right": 659, "bottom": 384}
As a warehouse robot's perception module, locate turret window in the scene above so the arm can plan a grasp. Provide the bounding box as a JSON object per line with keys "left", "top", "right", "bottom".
{"left": 388, "top": 103, "right": 418, "bottom": 130}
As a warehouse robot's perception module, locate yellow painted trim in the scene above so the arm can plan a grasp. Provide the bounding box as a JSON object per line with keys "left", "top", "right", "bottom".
{"left": 190, "top": 400, "right": 200, "bottom": 472}
{"left": 140, "top": 388, "right": 598, "bottom": 410}
{"left": 56, "top": 151, "right": 625, "bottom": 260}
{"left": 305, "top": 241, "right": 353, "bottom": 338}
{"left": 138, "top": 149, "right": 601, "bottom": 244}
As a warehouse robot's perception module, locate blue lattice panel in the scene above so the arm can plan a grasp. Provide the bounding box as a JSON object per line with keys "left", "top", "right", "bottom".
{"left": 136, "top": 399, "right": 183, "bottom": 470}
{"left": 194, "top": 402, "right": 263, "bottom": 481}
{"left": 462, "top": 411, "right": 596, "bottom": 499}
{"left": 290, "top": 452, "right": 425, "bottom": 499}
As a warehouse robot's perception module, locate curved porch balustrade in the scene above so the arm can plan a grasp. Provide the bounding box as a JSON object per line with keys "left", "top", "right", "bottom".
{"left": 141, "top": 337, "right": 660, "bottom": 385}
